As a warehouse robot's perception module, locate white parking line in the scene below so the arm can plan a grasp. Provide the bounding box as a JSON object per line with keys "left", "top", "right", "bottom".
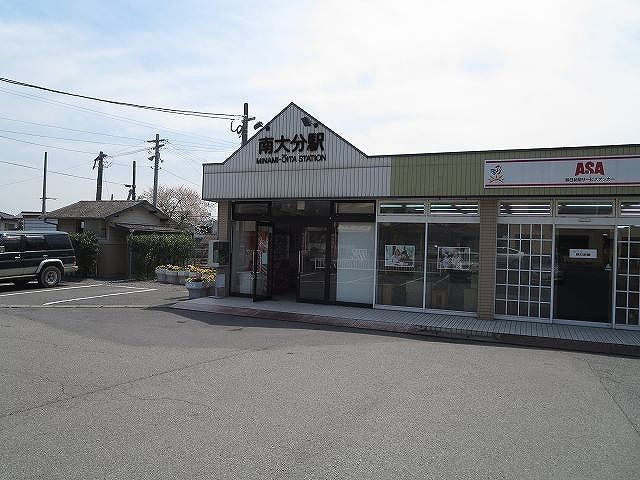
{"left": 107, "top": 284, "right": 157, "bottom": 290}
{"left": 0, "top": 284, "right": 104, "bottom": 298}
{"left": 42, "top": 288, "right": 157, "bottom": 306}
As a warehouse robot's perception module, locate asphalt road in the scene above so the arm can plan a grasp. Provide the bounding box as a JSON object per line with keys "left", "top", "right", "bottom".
{"left": 0, "top": 280, "right": 639, "bottom": 479}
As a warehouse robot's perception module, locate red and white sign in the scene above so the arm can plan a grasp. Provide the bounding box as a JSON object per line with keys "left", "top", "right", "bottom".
{"left": 484, "top": 155, "right": 640, "bottom": 188}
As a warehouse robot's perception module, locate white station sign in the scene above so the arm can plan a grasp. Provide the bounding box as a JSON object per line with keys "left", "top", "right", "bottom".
{"left": 569, "top": 249, "right": 598, "bottom": 259}
{"left": 484, "top": 155, "right": 640, "bottom": 188}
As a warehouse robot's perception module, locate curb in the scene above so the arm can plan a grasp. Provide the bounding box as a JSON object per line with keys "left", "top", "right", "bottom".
{"left": 171, "top": 303, "right": 640, "bottom": 357}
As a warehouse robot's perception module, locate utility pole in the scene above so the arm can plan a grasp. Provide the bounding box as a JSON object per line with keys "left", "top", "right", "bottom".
{"left": 241, "top": 102, "right": 249, "bottom": 146}
{"left": 41, "top": 151, "right": 47, "bottom": 216}
{"left": 93, "top": 151, "right": 107, "bottom": 201}
{"left": 126, "top": 160, "right": 136, "bottom": 200}
{"left": 147, "top": 134, "right": 166, "bottom": 207}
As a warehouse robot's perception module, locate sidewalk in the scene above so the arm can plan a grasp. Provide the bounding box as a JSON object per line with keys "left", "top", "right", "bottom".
{"left": 170, "top": 297, "right": 640, "bottom": 356}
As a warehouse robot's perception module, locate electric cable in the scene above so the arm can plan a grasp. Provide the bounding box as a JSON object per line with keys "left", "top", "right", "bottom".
{"left": 0, "top": 114, "right": 145, "bottom": 141}
{"left": 0, "top": 77, "right": 243, "bottom": 119}
{"left": 0, "top": 133, "right": 97, "bottom": 154}
{"left": 0, "top": 86, "right": 240, "bottom": 146}
{"left": 0, "top": 128, "right": 142, "bottom": 147}
{"left": 0, "top": 159, "right": 123, "bottom": 184}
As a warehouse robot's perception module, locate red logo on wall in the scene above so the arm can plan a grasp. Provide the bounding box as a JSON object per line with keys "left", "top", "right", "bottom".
{"left": 575, "top": 161, "right": 605, "bottom": 176}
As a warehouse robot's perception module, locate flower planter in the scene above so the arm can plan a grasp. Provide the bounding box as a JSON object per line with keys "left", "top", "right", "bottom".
{"left": 155, "top": 268, "right": 167, "bottom": 283}
{"left": 165, "top": 270, "right": 178, "bottom": 284}
{"left": 177, "top": 270, "right": 189, "bottom": 285}
{"left": 186, "top": 281, "right": 211, "bottom": 299}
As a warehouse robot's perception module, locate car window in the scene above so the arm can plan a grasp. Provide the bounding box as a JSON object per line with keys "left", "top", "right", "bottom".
{"left": 0, "top": 235, "right": 21, "bottom": 253}
{"left": 24, "top": 235, "right": 47, "bottom": 251}
{"left": 46, "top": 235, "right": 72, "bottom": 250}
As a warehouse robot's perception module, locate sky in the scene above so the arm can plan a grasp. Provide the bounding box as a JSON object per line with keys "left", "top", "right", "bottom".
{"left": 0, "top": 0, "right": 639, "bottom": 215}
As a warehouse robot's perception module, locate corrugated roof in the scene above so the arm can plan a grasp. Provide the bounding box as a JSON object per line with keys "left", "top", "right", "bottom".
{"left": 0, "top": 211, "right": 18, "bottom": 220}
{"left": 47, "top": 200, "right": 167, "bottom": 219}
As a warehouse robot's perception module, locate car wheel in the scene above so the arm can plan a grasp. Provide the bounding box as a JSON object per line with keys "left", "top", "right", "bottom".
{"left": 39, "top": 265, "right": 61, "bottom": 287}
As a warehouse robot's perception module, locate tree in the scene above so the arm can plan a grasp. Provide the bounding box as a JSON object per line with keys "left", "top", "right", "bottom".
{"left": 140, "top": 185, "right": 215, "bottom": 232}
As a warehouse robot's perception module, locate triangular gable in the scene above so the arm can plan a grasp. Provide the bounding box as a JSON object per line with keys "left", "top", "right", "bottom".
{"left": 207, "top": 102, "right": 371, "bottom": 171}
{"left": 203, "top": 103, "right": 391, "bottom": 199}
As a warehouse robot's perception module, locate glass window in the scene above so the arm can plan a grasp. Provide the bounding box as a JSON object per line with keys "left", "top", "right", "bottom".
{"left": 379, "top": 202, "right": 425, "bottom": 215}
{"left": 233, "top": 202, "right": 269, "bottom": 216}
{"left": 620, "top": 202, "right": 640, "bottom": 216}
{"left": 330, "top": 223, "right": 375, "bottom": 304}
{"left": 495, "top": 224, "right": 553, "bottom": 319}
{"left": 615, "top": 225, "right": 640, "bottom": 326}
{"left": 45, "top": 234, "right": 72, "bottom": 250}
{"left": 335, "top": 202, "right": 375, "bottom": 215}
{"left": 230, "top": 221, "right": 256, "bottom": 295}
{"left": 376, "top": 223, "right": 425, "bottom": 307}
{"left": 426, "top": 223, "right": 479, "bottom": 312}
{"left": 272, "top": 200, "right": 330, "bottom": 217}
{"left": 24, "top": 235, "right": 47, "bottom": 251}
{"left": 0, "top": 235, "right": 21, "bottom": 252}
{"left": 499, "top": 201, "right": 552, "bottom": 216}
{"left": 556, "top": 201, "right": 613, "bottom": 216}
{"left": 429, "top": 202, "right": 479, "bottom": 216}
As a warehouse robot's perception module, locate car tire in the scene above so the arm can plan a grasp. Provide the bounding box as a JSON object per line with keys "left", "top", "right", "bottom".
{"left": 38, "top": 265, "right": 61, "bottom": 288}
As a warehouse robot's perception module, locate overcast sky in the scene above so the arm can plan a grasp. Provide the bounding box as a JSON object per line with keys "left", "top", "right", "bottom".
{"left": 1, "top": 0, "right": 639, "bottom": 215}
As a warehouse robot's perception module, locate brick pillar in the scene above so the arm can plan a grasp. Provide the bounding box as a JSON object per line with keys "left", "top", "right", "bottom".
{"left": 478, "top": 199, "right": 498, "bottom": 321}
{"left": 216, "top": 201, "right": 230, "bottom": 241}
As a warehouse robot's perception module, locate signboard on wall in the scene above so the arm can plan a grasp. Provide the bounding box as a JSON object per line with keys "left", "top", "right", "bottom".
{"left": 484, "top": 155, "right": 640, "bottom": 188}
{"left": 569, "top": 248, "right": 597, "bottom": 259}
{"left": 437, "top": 246, "right": 471, "bottom": 271}
{"left": 384, "top": 245, "right": 415, "bottom": 267}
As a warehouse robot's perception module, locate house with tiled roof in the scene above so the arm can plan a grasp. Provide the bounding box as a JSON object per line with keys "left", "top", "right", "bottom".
{"left": 47, "top": 200, "right": 178, "bottom": 277}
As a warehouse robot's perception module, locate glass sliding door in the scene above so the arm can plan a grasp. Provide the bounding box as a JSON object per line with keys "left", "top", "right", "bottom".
{"left": 252, "top": 222, "right": 273, "bottom": 301}
{"left": 330, "top": 222, "right": 375, "bottom": 305}
{"left": 231, "top": 221, "right": 256, "bottom": 295}
{"left": 425, "top": 223, "right": 480, "bottom": 313}
{"left": 376, "top": 223, "right": 425, "bottom": 308}
{"left": 298, "top": 225, "right": 328, "bottom": 302}
{"left": 553, "top": 227, "right": 613, "bottom": 323}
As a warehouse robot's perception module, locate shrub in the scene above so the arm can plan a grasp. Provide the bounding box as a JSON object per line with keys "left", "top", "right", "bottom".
{"left": 69, "top": 231, "right": 99, "bottom": 277}
{"left": 128, "top": 233, "right": 195, "bottom": 279}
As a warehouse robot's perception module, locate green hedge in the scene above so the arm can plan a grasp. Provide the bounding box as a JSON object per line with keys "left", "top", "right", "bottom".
{"left": 69, "top": 232, "right": 99, "bottom": 277}
{"left": 128, "top": 233, "right": 195, "bottom": 278}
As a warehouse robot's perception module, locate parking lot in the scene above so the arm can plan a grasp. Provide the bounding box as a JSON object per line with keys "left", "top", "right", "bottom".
{"left": 0, "top": 278, "right": 187, "bottom": 308}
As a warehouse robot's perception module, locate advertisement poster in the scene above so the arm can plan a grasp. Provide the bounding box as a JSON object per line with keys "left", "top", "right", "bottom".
{"left": 384, "top": 245, "right": 415, "bottom": 267}
{"left": 437, "top": 246, "right": 470, "bottom": 271}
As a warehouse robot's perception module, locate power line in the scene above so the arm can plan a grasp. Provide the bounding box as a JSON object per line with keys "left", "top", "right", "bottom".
{"left": 0, "top": 77, "right": 243, "bottom": 120}
{"left": 0, "top": 114, "right": 145, "bottom": 141}
{"left": 0, "top": 159, "right": 123, "bottom": 184}
{"left": 0, "top": 133, "right": 96, "bottom": 154}
{"left": 162, "top": 167, "right": 200, "bottom": 186}
{"left": 0, "top": 86, "right": 240, "bottom": 146}
{"left": 0, "top": 128, "right": 142, "bottom": 147}
{"left": 0, "top": 160, "right": 89, "bottom": 187}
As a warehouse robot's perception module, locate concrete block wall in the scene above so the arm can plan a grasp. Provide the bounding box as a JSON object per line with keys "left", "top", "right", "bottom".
{"left": 478, "top": 199, "right": 498, "bottom": 320}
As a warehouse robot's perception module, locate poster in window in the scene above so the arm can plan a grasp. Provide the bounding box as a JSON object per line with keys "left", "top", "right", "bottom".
{"left": 384, "top": 244, "right": 415, "bottom": 267}
{"left": 437, "top": 246, "right": 470, "bottom": 271}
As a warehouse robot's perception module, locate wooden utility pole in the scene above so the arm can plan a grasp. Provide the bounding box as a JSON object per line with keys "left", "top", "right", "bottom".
{"left": 93, "top": 151, "right": 107, "bottom": 201}
{"left": 147, "top": 134, "right": 166, "bottom": 207}
{"left": 241, "top": 102, "right": 249, "bottom": 146}
{"left": 41, "top": 151, "right": 47, "bottom": 216}
{"left": 126, "top": 160, "right": 137, "bottom": 200}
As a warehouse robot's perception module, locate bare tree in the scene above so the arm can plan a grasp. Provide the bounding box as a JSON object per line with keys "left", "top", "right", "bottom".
{"left": 140, "top": 185, "right": 215, "bottom": 232}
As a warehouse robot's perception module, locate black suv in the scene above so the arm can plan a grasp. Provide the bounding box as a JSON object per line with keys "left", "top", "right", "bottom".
{"left": 0, "top": 231, "right": 78, "bottom": 287}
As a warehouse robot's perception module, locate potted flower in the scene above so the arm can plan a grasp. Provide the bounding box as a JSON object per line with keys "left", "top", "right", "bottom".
{"left": 155, "top": 265, "right": 168, "bottom": 283}
{"left": 177, "top": 266, "right": 190, "bottom": 285}
{"left": 203, "top": 272, "right": 217, "bottom": 296}
{"left": 185, "top": 274, "right": 210, "bottom": 299}
{"left": 165, "top": 265, "right": 180, "bottom": 284}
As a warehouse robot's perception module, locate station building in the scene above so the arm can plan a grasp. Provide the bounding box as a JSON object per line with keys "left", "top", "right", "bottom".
{"left": 202, "top": 103, "right": 640, "bottom": 329}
